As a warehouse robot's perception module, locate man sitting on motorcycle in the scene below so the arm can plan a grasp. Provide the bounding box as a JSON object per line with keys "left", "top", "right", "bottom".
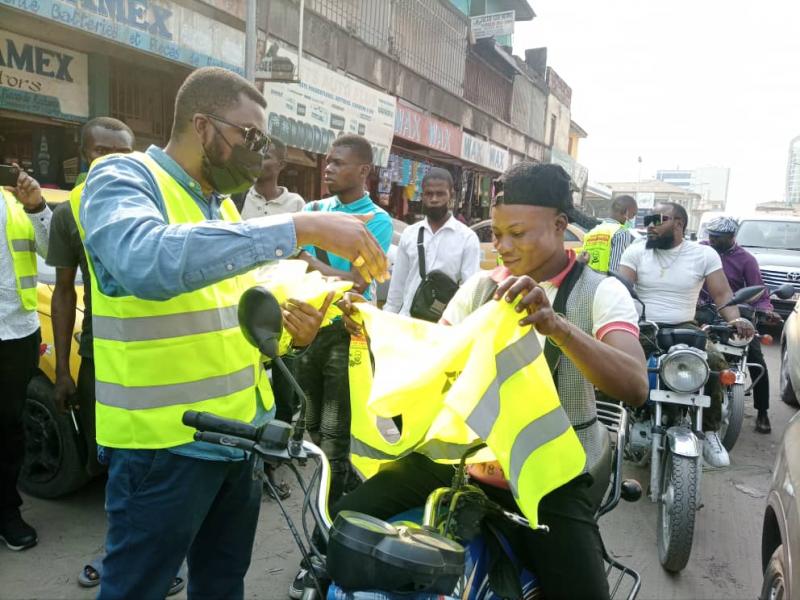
{"left": 618, "top": 203, "right": 754, "bottom": 468}
{"left": 699, "top": 216, "right": 778, "bottom": 433}
{"left": 303, "top": 163, "right": 649, "bottom": 600}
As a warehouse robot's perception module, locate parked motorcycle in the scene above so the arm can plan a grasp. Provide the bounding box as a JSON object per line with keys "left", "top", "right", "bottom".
{"left": 183, "top": 286, "right": 644, "bottom": 600}
{"left": 623, "top": 284, "right": 764, "bottom": 573}
{"left": 696, "top": 283, "right": 795, "bottom": 451}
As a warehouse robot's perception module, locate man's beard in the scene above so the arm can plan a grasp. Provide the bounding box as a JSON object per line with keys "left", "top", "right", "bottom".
{"left": 423, "top": 204, "right": 449, "bottom": 222}
{"left": 646, "top": 232, "right": 675, "bottom": 250}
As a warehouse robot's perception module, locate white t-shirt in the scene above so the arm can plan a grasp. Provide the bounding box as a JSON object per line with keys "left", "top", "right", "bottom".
{"left": 241, "top": 186, "right": 305, "bottom": 219}
{"left": 620, "top": 240, "right": 723, "bottom": 324}
{"left": 442, "top": 259, "right": 640, "bottom": 346}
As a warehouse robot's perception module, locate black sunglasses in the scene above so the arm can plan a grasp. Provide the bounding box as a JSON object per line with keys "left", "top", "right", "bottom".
{"left": 205, "top": 114, "right": 271, "bottom": 154}
{"left": 643, "top": 213, "right": 673, "bottom": 228}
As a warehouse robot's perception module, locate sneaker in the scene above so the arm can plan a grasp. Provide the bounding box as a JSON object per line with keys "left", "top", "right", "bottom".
{"left": 703, "top": 431, "right": 730, "bottom": 468}
{"left": 288, "top": 567, "right": 308, "bottom": 600}
{"left": 756, "top": 411, "right": 772, "bottom": 434}
{"left": 0, "top": 511, "right": 37, "bottom": 551}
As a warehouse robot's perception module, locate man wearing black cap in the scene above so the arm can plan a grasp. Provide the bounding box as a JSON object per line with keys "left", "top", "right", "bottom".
{"left": 329, "top": 163, "right": 649, "bottom": 600}
{"left": 700, "top": 216, "right": 777, "bottom": 433}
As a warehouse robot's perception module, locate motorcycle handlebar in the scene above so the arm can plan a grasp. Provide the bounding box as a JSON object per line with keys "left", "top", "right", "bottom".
{"left": 182, "top": 411, "right": 259, "bottom": 442}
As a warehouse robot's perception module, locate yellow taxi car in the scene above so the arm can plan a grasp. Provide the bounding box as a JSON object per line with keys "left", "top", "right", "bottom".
{"left": 20, "top": 189, "right": 93, "bottom": 498}
{"left": 469, "top": 219, "right": 586, "bottom": 270}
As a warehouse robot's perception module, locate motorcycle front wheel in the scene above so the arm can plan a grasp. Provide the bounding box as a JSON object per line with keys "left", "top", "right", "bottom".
{"left": 720, "top": 383, "right": 745, "bottom": 451}
{"left": 657, "top": 451, "right": 699, "bottom": 573}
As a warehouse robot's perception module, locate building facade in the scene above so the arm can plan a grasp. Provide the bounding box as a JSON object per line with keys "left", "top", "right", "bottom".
{"left": 601, "top": 180, "right": 704, "bottom": 233}
{"left": 1, "top": 0, "right": 585, "bottom": 222}
{"left": 785, "top": 135, "right": 800, "bottom": 205}
{"left": 656, "top": 166, "right": 730, "bottom": 212}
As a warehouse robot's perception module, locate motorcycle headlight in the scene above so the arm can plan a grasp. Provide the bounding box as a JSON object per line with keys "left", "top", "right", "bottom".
{"left": 660, "top": 349, "right": 709, "bottom": 393}
{"left": 727, "top": 333, "right": 754, "bottom": 348}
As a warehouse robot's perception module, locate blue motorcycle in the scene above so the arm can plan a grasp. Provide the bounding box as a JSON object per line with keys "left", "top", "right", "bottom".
{"left": 183, "top": 287, "right": 643, "bottom": 600}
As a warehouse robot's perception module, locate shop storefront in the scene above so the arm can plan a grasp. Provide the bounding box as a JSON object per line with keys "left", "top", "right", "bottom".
{"left": 261, "top": 39, "right": 397, "bottom": 202}
{"left": 1, "top": 0, "right": 246, "bottom": 186}
{"left": 383, "top": 102, "right": 464, "bottom": 221}
{"left": 459, "top": 132, "right": 509, "bottom": 222}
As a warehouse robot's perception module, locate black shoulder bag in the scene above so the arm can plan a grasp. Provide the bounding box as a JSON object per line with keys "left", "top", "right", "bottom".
{"left": 409, "top": 227, "right": 460, "bottom": 322}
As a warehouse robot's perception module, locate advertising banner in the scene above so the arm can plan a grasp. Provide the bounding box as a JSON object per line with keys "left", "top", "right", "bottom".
{"left": 261, "top": 41, "right": 397, "bottom": 167}
{"left": 461, "top": 132, "right": 509, "bottom": 173}
{"left": 0, "top": 29, "right": 88, "bottom": 122}
{"left": 393, "top": 102, "right": 462, "bottom": 158}
{"left": 1, "top": 0, "right": 245, "bottom": 73}
{"left": 470, "top": 10, "right": 515, "bottom": 40}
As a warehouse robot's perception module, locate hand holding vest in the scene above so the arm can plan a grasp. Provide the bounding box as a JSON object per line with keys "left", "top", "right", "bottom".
{"left": 348, "top": 300, "right": 587, "bottom": 528}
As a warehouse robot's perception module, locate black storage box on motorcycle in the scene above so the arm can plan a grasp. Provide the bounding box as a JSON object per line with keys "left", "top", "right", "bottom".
{"left": 327, "top": 511, "right": 465, "bottom": 594}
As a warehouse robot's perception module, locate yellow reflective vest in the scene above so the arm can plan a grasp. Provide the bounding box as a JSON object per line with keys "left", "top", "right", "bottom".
{"left": 71, "top": 152, "right": 273, "bottom": 449}
{"left": 582, "top": 222, "right": 621, "bottom": 273}
{"left": 349, "top": 301, "right": 587, "bottom": 528}
{"left": 2, "top": 187, "right": 37, "bottom": 311}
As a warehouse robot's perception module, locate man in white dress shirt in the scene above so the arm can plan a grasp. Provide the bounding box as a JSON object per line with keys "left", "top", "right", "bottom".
{"left": 384, "top": 168, "right": 480, "bottom": 316}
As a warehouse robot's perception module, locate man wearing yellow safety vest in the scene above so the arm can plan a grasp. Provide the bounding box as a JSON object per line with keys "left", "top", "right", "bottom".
{"left": 0, "top": 166, "right": 50, "bottom": 552}
{"left": 332, "top": 163, "right": 649, "bottom": 599}
{"left": 76, "top": 67, "right": 388, "bottom": 600}
{"left": 582, "top": 194, "right": 638, "bottom": 274}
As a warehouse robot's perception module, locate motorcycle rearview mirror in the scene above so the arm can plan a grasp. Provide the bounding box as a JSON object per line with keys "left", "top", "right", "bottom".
{"left": 238, "top": 286, "right": 309, "bottom": 455}
{"left": 238, "top": 286, "right": 283, "bottom": 359}
{"left": 722, "top": 285, "right": 765, "bottom": 309}
{"left": 774, "top": 283, "right": 796, "bottom": 300}
{"left": 609, "top": 270, "right": 646, "bottom": 320}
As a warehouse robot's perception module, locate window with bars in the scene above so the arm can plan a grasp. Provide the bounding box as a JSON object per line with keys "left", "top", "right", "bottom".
{"left": 109, "top": 59, "right": 180, "bottom": 146}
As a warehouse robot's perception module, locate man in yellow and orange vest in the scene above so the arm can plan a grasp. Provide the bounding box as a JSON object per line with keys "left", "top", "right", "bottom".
{"left": 76, "top": 67, "right": 388, "bottom": 600}
{"left": 0, "top": 166, "right": 49, "bottom": 552}
{"left": 582, "top": 194, "right": 638, "bottom": 274}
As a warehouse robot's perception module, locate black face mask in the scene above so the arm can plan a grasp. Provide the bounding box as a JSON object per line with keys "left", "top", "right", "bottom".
{"left": 423, "top": 203, "right": 449, "bottom": 222}
{"left": 202, "top": 138, "right": 263, "bottom": 195}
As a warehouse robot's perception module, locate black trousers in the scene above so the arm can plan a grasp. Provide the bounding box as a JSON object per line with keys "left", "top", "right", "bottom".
{"left": 296, "top": 320, "right": 357, "bottom": 504}
{"left": 748, "top": 338, "right": 769, "bottom": 412}
{"left": 331, "top": 453, "right": 610, "bottom": 600}
{"left": 0, "top": 329, "right": 40, "bottom": 517}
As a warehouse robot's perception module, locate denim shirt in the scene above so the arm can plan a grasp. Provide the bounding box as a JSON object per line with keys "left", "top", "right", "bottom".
{"left": 83, "top": 146, "right": 292, "bottom": 461}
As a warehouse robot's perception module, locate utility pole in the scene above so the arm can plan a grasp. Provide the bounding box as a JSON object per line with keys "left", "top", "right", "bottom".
{"left": 245, "top": 0, "right": 258, "bottom": 81}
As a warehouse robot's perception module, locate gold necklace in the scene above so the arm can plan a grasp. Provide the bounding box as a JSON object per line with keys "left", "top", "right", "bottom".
{"left": 654, "top": 241, "right": 685, "bottom": 277}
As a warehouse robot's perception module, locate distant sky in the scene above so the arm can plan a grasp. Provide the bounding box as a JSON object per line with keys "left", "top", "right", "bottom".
{"left": 512, "top": 0, "right": 800, "bottom": 211}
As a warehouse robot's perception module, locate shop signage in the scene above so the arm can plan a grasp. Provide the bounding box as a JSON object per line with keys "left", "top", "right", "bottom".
{"left": 261, "top": 41, "right": 397, "bottom": 167}
{"left": 460, "top": 132, "right": 509, "bottom": 173}
{"left": 470, "top": 10, "right": 515, "bottom": 40}
{"left": 393, "top": 103, "right": 462, "bottom": 158}
{"left": 0, "top": 0, "right": 245, "bottom": 73}
{"left": 0, "top": 29, "right": 88, "bottom": 121}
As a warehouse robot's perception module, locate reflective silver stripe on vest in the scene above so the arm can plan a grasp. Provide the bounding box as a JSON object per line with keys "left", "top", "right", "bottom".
{"left": 11, "top": 239, "right": 35, "bottom": 252}
{"left": 93, "top": 305, "right": 240, "bottom": 342}
{"left": 350, "top": 435, "right": 477, "bottom": 464}
{"left": 19, "top": 275, "right": 37, "bottom": 289}
{"left": 507, "top": 406, "right": 575, "bottom": 496}
{"left": 465, "top": 329, "right": 542, "bottom": 439}
{"left": 96, "top": 364, "right": 254, "bottom": 410}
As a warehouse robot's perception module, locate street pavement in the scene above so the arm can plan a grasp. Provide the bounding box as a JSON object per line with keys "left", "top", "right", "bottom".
{"left": 1, "top": 345, "right": 795, "bottom": 599}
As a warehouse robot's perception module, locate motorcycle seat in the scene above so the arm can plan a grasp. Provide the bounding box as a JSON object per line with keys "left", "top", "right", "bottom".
{"left": 656, "top": 328, "right": 707, "bottom": 352}
{"left": 587, "top": 428, "right": 612, "bottom": 510}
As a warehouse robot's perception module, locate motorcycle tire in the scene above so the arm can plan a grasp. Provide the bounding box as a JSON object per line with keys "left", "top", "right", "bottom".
{"left": 657, "top": 451, "right": 698, "bottom": 573}
{"left": 720, "top": 383, "right": 745, "bottom": 451}
{"left": 19, "top": 374, "right": 91, "bottom": 498}
{"left": 759, "top": 545, "right": 787, "bottom": 600}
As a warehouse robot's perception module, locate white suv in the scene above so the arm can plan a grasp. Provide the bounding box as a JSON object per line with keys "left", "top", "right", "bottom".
{"left": 736, "top": 215, "right": 800, "bottom": 318}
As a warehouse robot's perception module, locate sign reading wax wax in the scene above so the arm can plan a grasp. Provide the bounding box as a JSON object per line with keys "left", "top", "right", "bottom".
{"left": 0, "top": 30, "right": 88, "bottom": 122}
{"left": 0, "top": 0, "right": 245, "bottom": 73}
{"left": 260, "top": 40, "right": 397, "bottom": 167}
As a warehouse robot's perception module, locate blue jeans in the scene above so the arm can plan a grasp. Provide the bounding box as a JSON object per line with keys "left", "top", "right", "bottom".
{"left": 98, "top": 449, "right": 261, "bottom": 600}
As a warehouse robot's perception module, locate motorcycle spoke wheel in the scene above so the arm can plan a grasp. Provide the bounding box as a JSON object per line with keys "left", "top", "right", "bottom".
{"left": 657, "top": 452, "right": 698, "bottom": 573}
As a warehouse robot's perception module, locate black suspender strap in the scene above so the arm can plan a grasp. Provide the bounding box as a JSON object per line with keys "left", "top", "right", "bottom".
{"left": 311, "top": 202, "right": 331, "bottom": 266}
{"left": 417, "top": 227, "right": 426, "bottom": 280}
{"left": 544, "top": 261, "right": 585, "bottom": 386}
